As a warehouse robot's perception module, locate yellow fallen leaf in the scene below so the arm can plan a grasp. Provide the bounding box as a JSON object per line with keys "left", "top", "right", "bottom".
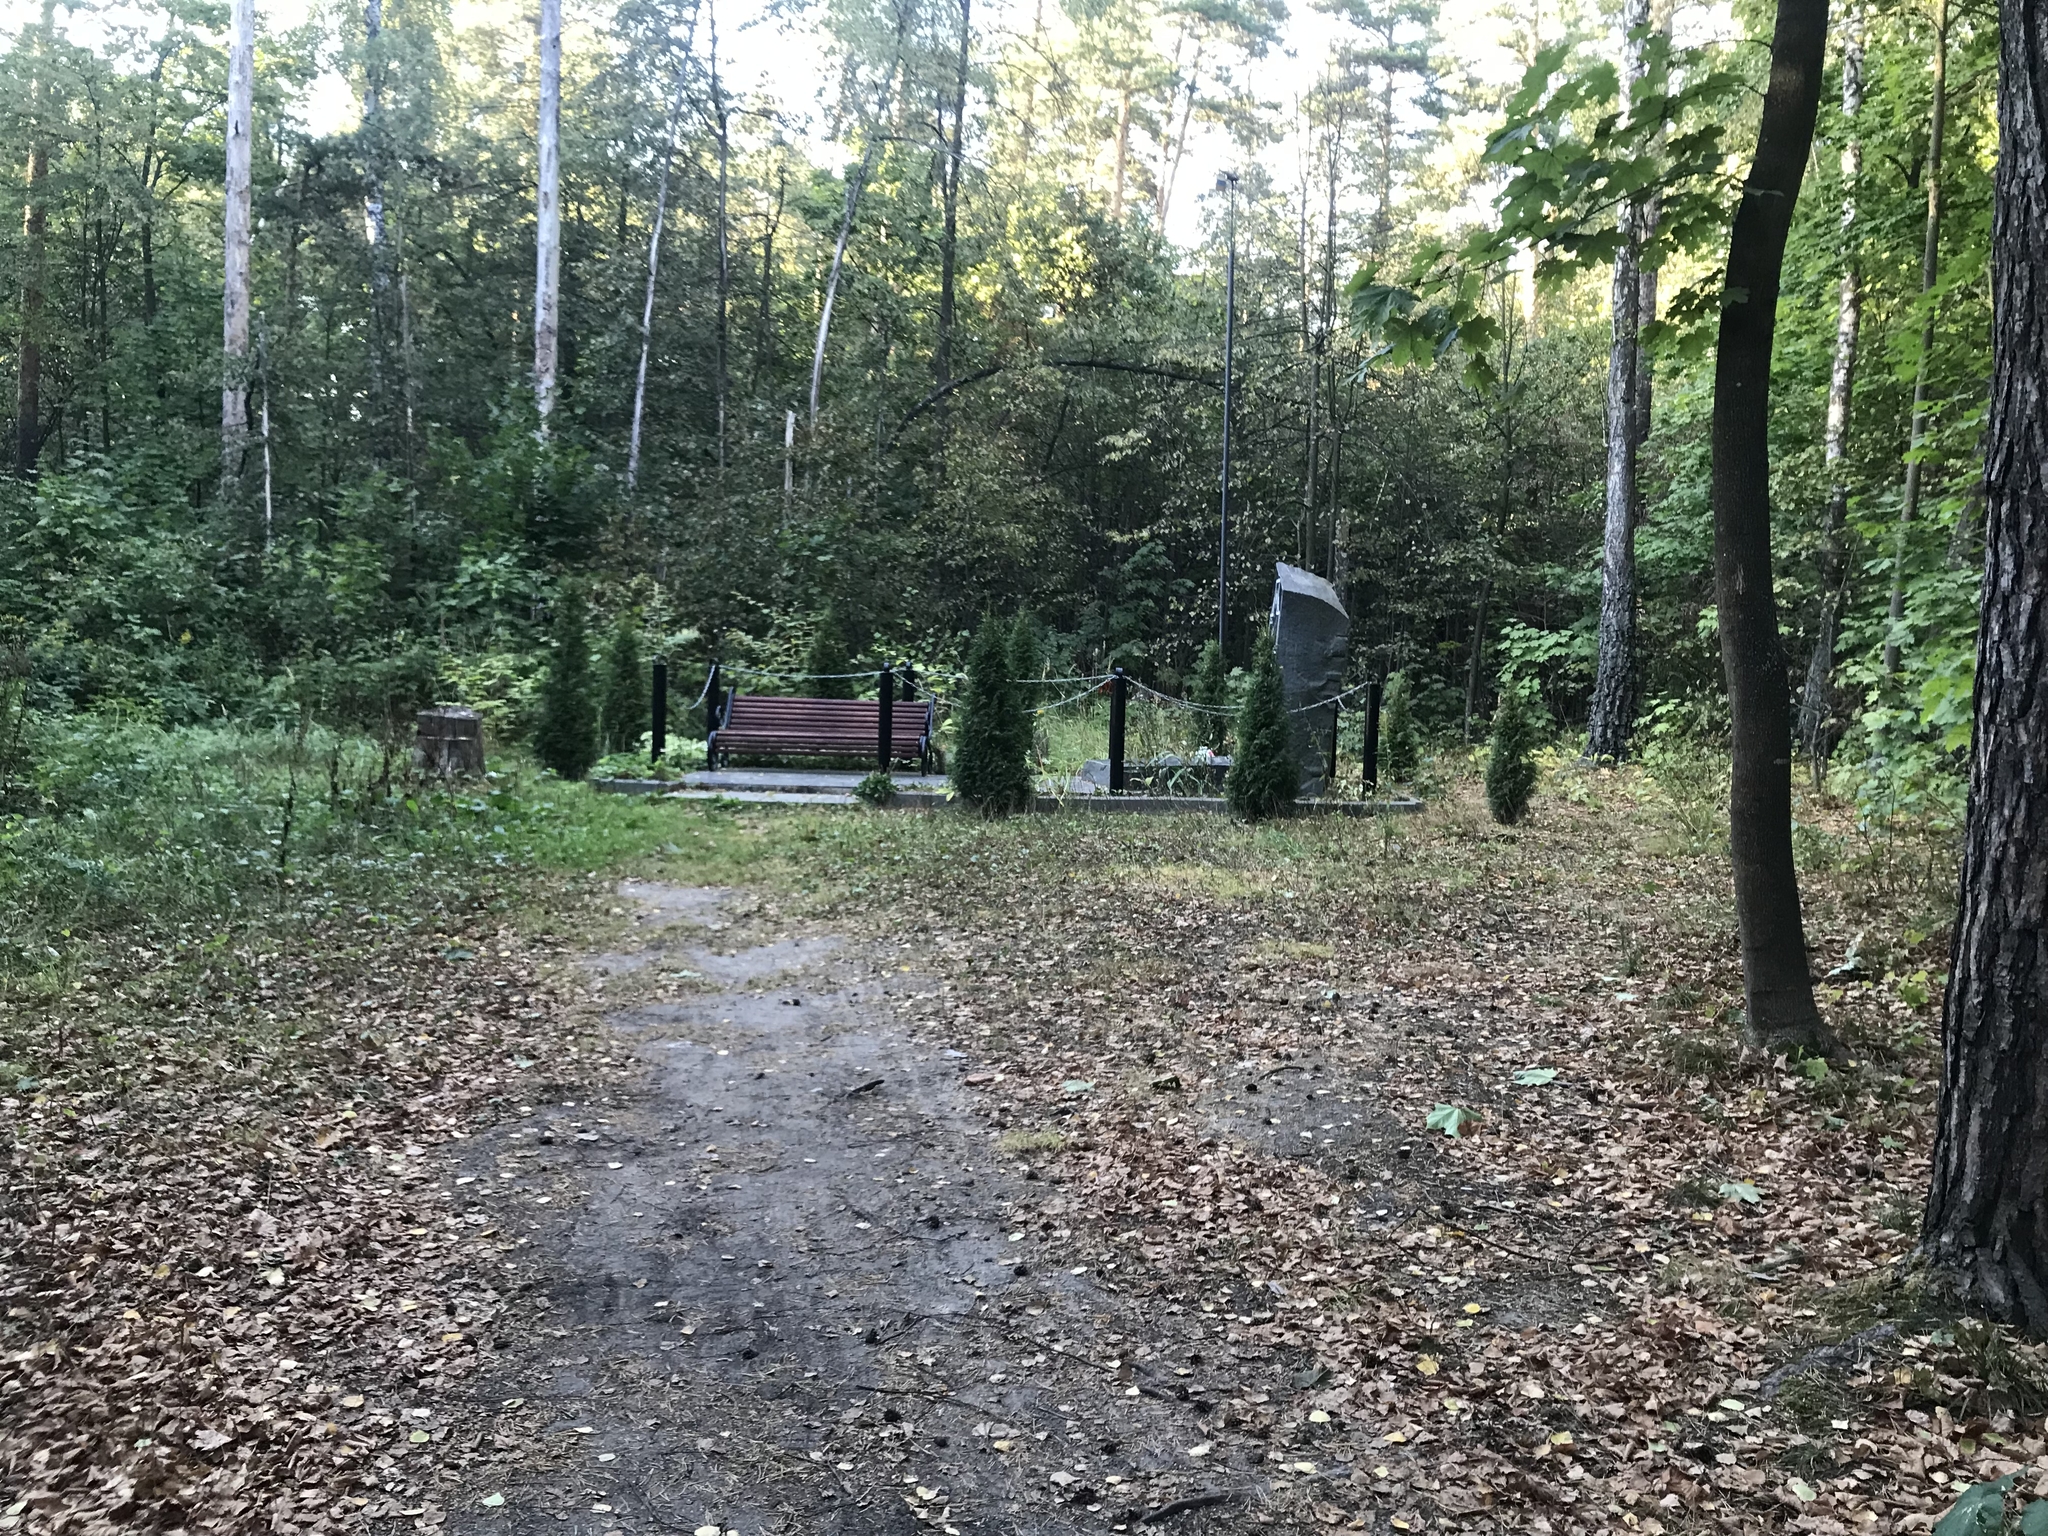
{"left": 1415, "top": 1355, "right": 1439, "bottom": 1376}
{"left": 341, "top": 1395, "right": 365, "bottom": 1408}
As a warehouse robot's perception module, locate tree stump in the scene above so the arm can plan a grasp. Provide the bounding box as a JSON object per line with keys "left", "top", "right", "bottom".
{"left": 416, "top": 708, "right": 484, "bottom": 778}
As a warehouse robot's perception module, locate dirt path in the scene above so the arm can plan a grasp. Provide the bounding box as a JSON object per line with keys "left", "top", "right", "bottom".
{"left": 448, "top": 884, "right": 1248, "bottom": 1536}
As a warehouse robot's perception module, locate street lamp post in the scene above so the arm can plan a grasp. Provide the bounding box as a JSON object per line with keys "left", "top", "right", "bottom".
{"left": 1216, "top": 171, "right": 1238, "bottom": 659}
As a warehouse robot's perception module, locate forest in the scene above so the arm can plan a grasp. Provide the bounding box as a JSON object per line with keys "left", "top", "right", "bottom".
{"left": 9, "top": 0, "right": 2048, "bottom": 1529}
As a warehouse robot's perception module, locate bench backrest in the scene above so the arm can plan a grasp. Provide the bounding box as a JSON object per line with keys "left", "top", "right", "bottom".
{"left": 720, "top": 696, "right": 929, "bottom": 739}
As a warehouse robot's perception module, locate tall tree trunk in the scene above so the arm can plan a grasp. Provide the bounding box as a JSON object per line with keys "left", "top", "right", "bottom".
{"left": 626, "top": 65, "right": 688, "bottom": 493}
{"left": 1585, "top": 0, "right": 1651, "bottom": 761}
{"left": 808, "top": 27, "right": 907, "bottom": 432}
{"left": 1111, "top": 84, "right": 1133, "bottom": 220}
{"left": 1883, "top": 0, "right": 1950, "bottom": 674}
{"left": 1800, "top": 8, "right": 1865, "bottom": 777}
{"left": 934, "top": 0, "right": 970, "bottom": 446}
{"left": 710, "top": 0, "right": 731, "bottom": 471}
{"left": 534, "top": 0, "right": 563, "bottom": 425}
{"left": 1156, "top": 67, "right": 1199, "bottom": 225}
{"left": 1710, "top": 0, "right": 1838, "bottom": 1056}
{"left": 223, "top": 0, "right": 255, "bottom": 480}
{"left": 362, "top": 0, "right": 395, "bottom": 441}
{"left": 15, "top": 1, "right": 52, "bottom": 479}
{"left": 1921, "top": 0, "right": 2048, "bottom": 1330}
{"left": 751, "top": 162, "right": 784, "bottom": 394}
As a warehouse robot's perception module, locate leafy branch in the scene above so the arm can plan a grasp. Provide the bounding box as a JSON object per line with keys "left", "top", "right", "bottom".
{"left": 1344, "top": 30, "right": 1747, "bottom": 386}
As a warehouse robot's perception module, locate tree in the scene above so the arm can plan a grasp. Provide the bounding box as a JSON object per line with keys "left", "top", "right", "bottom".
{"left": 1584, "top": 0, "right": 1651, "bottom": 762}
{"left": 534, "top": 0, "right": 562, "bottom": 423}
{"left": 535, "top": 590, "right": 597, "bottom": 778}
{"left": 1226, "top": 636, "right": 1296, "bottom": 819}
{"left": 1708, "top": 0, "right": 1839, "bottom": 1055}
{"left": 804, "top": 609, "right": 858, "bottom": 699}
{"left": 1920, "top": 0, "right": 2048, "bottom": 1334}
{"left": 1798, "top": 4, "right": 1866, "bottom": 778}
{"left": 222, "top": 0, "right": 255, "bottom": 480}
{"left": 949, "top": 614, "right": 1030, "bottom": 812}
{"left": 1379, "top": 669, "right": 1419, "bottom": 781}
{"left": 14, "top": 0, "right": 54, "bottom": 479}
{"left": 1190, "top": 639, "right": 1229, "bottom": 752}
{"left": 1485, "top": 684, "right": 1538, "bottom": 823}
{"left": 599, "top": 615, "right": 647, "bottom": 752}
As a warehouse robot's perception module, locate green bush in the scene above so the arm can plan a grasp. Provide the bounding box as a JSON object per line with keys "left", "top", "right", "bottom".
{"left": 805, "top": 608, "right": 858, "bottom": 700}
{"left": 1485, "top": 685, "right": 1540, "bottom": 825}
{"left": 1380, "top": 670, "right": 1420, "bottom": 781}
{"left": 1189, "top": 639, "right": 1229, "bottom": 753}
{"left": 598, "top": 614, "right": 647, "bottom": 754}
{"left": 1225, "top": 635, "right": 1296, "bottom": 820}
{"left": 534, "top": 589, "right": 598, "bottom": 780}
{"left": 853, "top": 770, "right": 896, "bottom": 806}
{"left": 950, "top": 614, "right": 1031, "bottom": 813}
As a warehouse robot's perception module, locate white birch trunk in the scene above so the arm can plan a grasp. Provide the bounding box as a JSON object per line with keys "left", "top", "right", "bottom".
{"left": 534, "top": 0, "right": 562, "bottom": 425}
{"left": 222, "top": 0, "right": 255, "bottom": 475}
{"left": 808, "top": 44, "right": 906, "bottom": 432}
{"left": 1799, "top": 9, "right": 1865, "bottom": 766}
{"left": 1583, "top": 0, "right": 1651, "bottom": 761}
{"left": 626, "top": 66, "right": 689, "bottom": 492}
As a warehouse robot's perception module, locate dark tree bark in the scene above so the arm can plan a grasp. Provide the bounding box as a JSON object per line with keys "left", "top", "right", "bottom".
{"left": 934, "top": 0, "right": 970, "bottom": 411}
{"left": 1921, "top": 0, "right": 2048, "bottom": 1334}
{"left": 1709, "top": 0, "right": 1839, "bottom": 1055}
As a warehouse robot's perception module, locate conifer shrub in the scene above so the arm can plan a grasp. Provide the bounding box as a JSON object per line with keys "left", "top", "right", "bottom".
{"left": 1485, "top": 684, "right": 1540, "bottom": 825}
{"left": 1380, "top": 670, "right": 1421, "bottom": 781}
{"left": 597, "top": 614, "right": 647, "bottom": 753}
{"left": 534, "top": 588, "right": 598, "bottom": 780}
{"left": 1225, "top": 635, "right": 1296, "bottom": 820}
{"left": 1006, "top": 613, "right": 1041, "bottom": 765}
{"left": 804, "top": 608, "right": 858, "bottom": 699}
{"left": 950, "top": 614, "right": 1031, "bottom": 813}
{"left": 1190, "top": 639, "right": 1229, "bottom": 753}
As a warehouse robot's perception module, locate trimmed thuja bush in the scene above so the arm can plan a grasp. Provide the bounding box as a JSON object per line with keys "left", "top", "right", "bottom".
{"left": 598, "top": 613, "right": 647, "bottom": 753}
{"left": 536, "top": 588, "right": 599, "bottom": 779}
{"left": 950, "top": 614, "right": 1032, "bottom": 812}
{"left": 1226, "top": 635, "right": 1296, "bottom": 820}
{"left": 1380, "top": 670, "right": 1420, "bottom": 781}
{"left": 1190, "top": 639, "right": 1229, "bottom": 753}
{"left": 1486, "top": 684, "right": 1540, "bottom": 825}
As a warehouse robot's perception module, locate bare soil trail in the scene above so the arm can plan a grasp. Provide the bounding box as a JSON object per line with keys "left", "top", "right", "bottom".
{"left": 448, "top": 883, "right": 1253, "bottom": 1536}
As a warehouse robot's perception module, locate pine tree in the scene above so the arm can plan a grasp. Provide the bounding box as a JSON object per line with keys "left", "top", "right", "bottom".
{"left": 598, "top": 613, "right": 646, "bottom": 753}
{"left": 535, "top": 588, "right": 598, "bottom": 779}
{"left": 1380, "top": 670, "right": 1421, "bottom": 781}
{"left": 1485, "top": 684, "right": 1540, "bottom": 825}
{"left": 804, "top": 607, "right": 857, "bottom": 699}
{"left": 1190, "top": 639, "right": 1229, "bottom": 753}
{"left": 950, "top": 614, "right": 1031, "bottom": 812}
{"left": 1225, "top": 636, "right": 1296, "bottom": 820}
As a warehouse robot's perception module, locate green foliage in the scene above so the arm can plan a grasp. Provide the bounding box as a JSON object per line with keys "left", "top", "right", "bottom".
{"left": 949, "top": 615, "right": 1031, "bottom": 814}
{"left": 1484, "top": 685, "right": 1539, "bottom": 825}
{"left": 1380, "top": 671, "right": 1421, "bottom": 782}
{"left": 804, "top": 610, "right": 859, "bottom": 700}
{"left": 1189, "top": 640, "right": 1230, "bottom": 754}
{"left": 853, "top": 770, "right": 896, "bottom": 806}
{"left": 1008, "top": 614, "right": 1044, "bottom": 713}
{"left": 534, "top": 591, "right": 598, "bottom": 781}
{"left": 1225, "top": 637, "right": 1296, "bottom": 821}
{"left": 599, "top": 615, "right": 648, "bottom": 754}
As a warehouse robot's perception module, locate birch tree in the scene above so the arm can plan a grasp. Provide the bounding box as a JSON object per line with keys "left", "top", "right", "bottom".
{"left": 222, "top": 0, "right": 255, "bottom": 477}
{"left": 534, "top": 0, "right": 563, "bottom": 424}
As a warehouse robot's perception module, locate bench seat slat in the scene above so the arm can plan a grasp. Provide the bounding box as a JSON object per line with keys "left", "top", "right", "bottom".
{"left": 709, "top": 692, "right": 933, "bottom": 767}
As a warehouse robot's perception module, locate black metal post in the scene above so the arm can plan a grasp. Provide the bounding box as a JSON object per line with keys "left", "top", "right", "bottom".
{"left": 899, "top": 663, "right": 917, "bottom": 701}
{"left": 1362, "top": 678, "right": 1383, "bottom": 795}
{"left": 1108, "top": 666, "right": 1128, "bottom": 793}
{"left": 650, "top": 659, "right": 668, "bottom": 765}
{"left": 705, "top": 660, "right": 722, "bottom": 769}
{"left": 1326, "top": 701, "right": 1340, "bottom": 792}
{"left": 877, "top": 664, "right": 895, "bottom": 771}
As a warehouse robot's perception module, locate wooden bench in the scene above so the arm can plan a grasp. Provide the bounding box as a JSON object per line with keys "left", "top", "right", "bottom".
{"left": 708, "top": 694, "right": 935, "bottom": 772}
